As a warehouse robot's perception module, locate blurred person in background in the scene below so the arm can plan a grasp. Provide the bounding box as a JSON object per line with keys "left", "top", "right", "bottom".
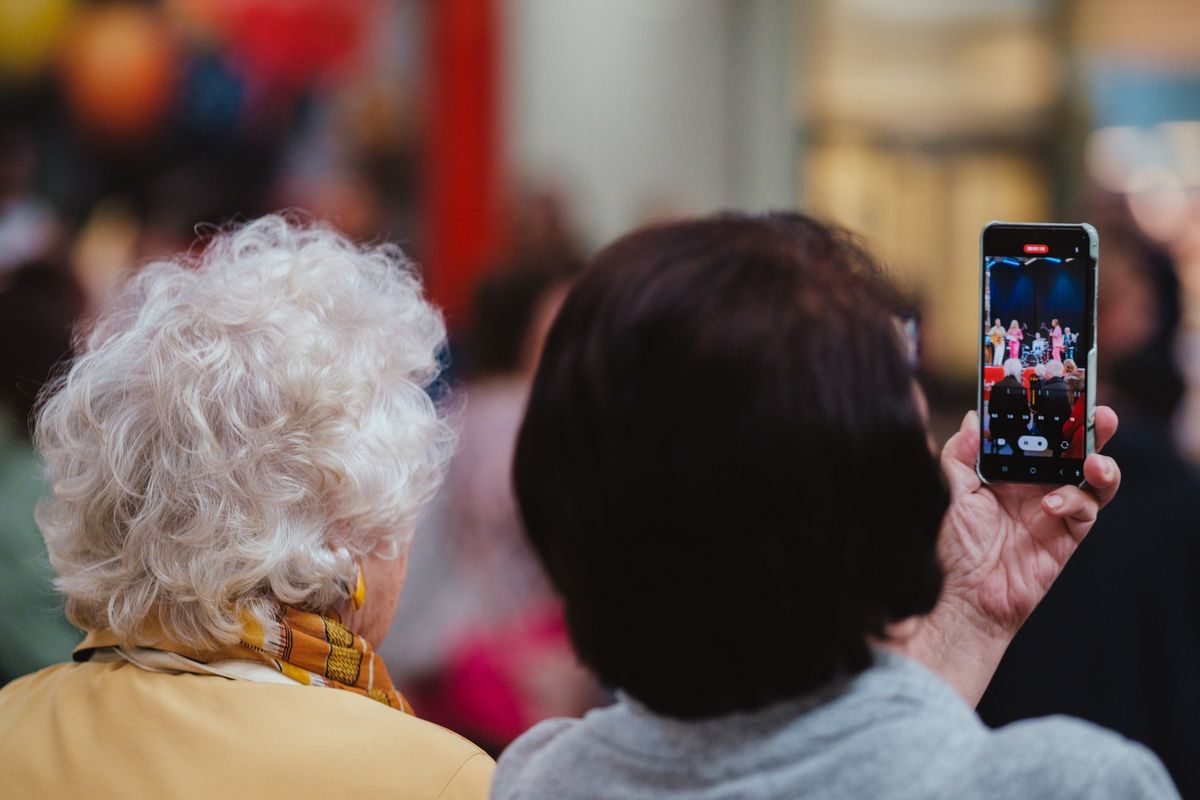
{"left": 0, "top": 217, "right": 493, "bottom": 798}
{"left": 0, "top": 125, "right": 82, "bottom": 684}
{"left": 978, "top": 221, "right": 1200, "bottom": 796}
{"left": 384, "top": 190, "right": 603, "bottom": 755}
{"left": 494, "top": 212, "right": 1172, "bottom": 800}
{"left": 0, "top": 258, "right": 84, "bottom": 684}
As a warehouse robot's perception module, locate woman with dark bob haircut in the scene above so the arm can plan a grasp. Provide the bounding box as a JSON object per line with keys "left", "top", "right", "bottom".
{"left": 493, "top": 213, "right": 1177, "bottom": 799}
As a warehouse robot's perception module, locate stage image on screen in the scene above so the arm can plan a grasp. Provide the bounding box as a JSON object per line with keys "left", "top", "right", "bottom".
{"left": 981, "top": 255, "right": 1087, "bottom": 461}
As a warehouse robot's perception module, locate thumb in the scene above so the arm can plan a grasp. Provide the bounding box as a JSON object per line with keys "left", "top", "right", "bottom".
{"left": 940, "top": 411, "right": 982, "bottom": 498}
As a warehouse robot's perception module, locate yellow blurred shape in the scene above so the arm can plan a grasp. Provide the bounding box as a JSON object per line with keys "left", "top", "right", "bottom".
{"left": 0, "top": 0, "right": 74, "bottom": 80}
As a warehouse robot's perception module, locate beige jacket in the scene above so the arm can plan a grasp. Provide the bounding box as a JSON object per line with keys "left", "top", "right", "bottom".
{"left": 0, "top": 634, "right": 493, "bottom": 800}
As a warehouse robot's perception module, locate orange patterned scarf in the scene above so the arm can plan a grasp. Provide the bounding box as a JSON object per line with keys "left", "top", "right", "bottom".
{"left": 226, "top": 606, "right": 412, "bottom": 712}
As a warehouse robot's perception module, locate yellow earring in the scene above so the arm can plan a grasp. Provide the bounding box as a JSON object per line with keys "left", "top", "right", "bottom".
{"left": 351, "top": 563, "right": 366, "bottom": 610}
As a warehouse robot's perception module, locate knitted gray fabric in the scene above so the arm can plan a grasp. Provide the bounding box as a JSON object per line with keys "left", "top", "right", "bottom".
{"left": 492, "top": 652, "right": 1177, "bottom": 799}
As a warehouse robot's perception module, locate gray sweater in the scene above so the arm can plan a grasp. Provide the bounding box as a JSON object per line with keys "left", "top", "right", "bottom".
{"left": 492, "top": 652, "right": 1177, "bottom": 799}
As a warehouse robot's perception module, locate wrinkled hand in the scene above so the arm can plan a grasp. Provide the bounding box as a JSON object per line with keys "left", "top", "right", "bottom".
{"left": 887, "top": 407, "right": 1121, "bottom": 705}
{"left": 939, "top": 407, "right": 1121, "bottom": 635}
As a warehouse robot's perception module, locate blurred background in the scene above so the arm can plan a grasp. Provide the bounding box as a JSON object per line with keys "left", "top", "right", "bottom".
{"left": 1, "top": 0, "right": 1198, "bottom": 777}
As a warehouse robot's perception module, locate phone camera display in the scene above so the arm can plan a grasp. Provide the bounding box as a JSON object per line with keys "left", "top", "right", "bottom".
{"left": 982, "top": 254, "right": 1087, "bottom": 461}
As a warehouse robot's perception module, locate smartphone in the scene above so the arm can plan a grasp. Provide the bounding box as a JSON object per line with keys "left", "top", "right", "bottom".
{"left": 977, "top": 222, "right": 1098, "bottom": 485}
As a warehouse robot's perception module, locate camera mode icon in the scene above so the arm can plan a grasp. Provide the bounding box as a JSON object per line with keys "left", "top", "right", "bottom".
{"left": 1018, "top": 435, "right": 1048, "bottom": 452}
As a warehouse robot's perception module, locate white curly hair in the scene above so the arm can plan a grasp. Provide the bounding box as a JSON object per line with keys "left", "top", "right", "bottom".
{"left": 35, "top": 215, "right": 455, "bottom": 647}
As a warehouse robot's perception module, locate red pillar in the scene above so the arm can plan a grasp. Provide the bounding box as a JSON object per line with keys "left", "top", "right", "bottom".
{"left": 425, "top": 0, "right": 503, "bottom": 332}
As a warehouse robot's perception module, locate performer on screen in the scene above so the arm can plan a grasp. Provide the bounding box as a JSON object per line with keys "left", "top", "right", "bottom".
{"left": 1006, "top": 319, "right": 1023, "bottom": 360}
{"left": 988, "top": 318, "right": 1006, "bottom": 366}
{"left": 1050, "top": 318, "right": 1064, "bottom": 362}
{"left": 1031, "top": 332, "right": 1047, "bottom": 363}
{"left": 1064, "top": 326, "right": 1077, "bottom": 361}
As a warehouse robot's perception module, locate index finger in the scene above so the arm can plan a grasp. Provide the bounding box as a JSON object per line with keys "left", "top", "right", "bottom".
{"left": 1093, "top": 405, "right": 1118, "bottom": 453}
{"left": 1082, "top": 450, "right": 1121, "bottom": 508}
{"left": 1083, "top": 405, "right": 1120, "bottom": 507}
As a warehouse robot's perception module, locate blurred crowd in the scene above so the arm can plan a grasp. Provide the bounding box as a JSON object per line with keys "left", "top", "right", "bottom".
{"left": 0, "top": 0, "right": 431, "bottom": 312}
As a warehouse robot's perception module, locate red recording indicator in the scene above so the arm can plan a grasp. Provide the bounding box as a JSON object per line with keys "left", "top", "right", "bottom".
{"left": 1023, "top": 244, "right": 1050, "bottom": 254}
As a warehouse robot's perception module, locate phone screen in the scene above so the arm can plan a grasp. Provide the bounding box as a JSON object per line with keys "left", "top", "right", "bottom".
{"left": 979, "top": 223, "right": 1096, "bottom": 484}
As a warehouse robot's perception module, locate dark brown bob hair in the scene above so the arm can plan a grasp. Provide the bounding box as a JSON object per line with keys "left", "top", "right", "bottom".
{"left": 513, "top": 212, "right": 948, "bottom": 718}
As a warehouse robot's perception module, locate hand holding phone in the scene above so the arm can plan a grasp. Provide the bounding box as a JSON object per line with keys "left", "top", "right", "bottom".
{"left": 890, "top": 405, "right": 1121, "bottom": 706}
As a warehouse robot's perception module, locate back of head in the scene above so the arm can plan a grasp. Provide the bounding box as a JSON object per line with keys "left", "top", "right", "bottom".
{"left": 1046, "top": 360, "right": 1064, "bottom": 379}
{"left": 513, "top": 212, "right": 948, "bottom": 719}
{"left": 35, "top": 215, "right": 454, "bottom": 647}
{"left": 1003, "top": 358, "right": 1023, "bottom": 379}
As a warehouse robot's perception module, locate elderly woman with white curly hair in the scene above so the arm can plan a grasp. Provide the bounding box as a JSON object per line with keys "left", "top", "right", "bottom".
{"left": 0, "top": 216, "right": 493, "bottom": 799}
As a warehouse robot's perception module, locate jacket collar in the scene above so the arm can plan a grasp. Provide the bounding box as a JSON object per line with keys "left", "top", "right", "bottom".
{"left": 73, "top": 625, "right": 220, "bottom": 664}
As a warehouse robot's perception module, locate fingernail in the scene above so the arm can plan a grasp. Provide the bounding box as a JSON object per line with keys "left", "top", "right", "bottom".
{"left": 1102, "top": 456, "right": 1115, "bottom": 478}
{"left": 1045, "top": 494, "right": 1064, "bottom": 510}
